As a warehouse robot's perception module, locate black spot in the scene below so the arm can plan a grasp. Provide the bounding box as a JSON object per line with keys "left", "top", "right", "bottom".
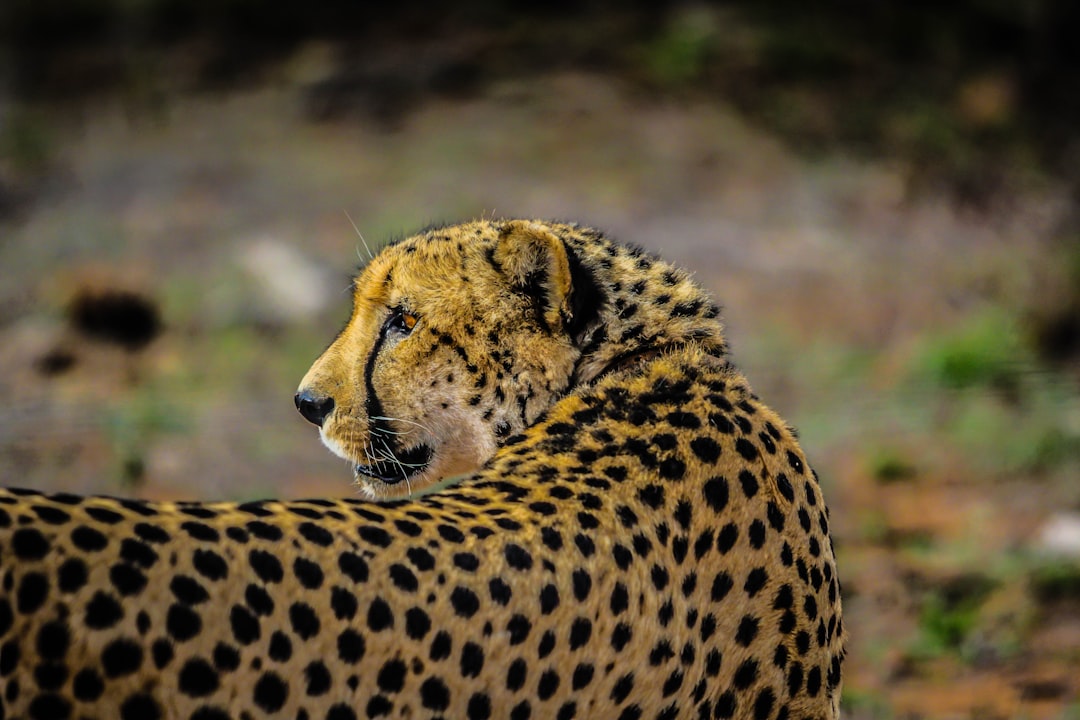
{"left": 733, "top": 658, "right": 758, "bottom": 689}
{"left": 450, "top": 587, "right": 480, "bottom": 618}
{"left": 611, "top": 623, "right": 632, "bottom": 651}
{"left": 192, "top": 549, "right": 228, "bottom": 581}
{"left": 748, "top": 519, "right": 766, "bottom": 549}
{"left": 366, "top": 696, "right": 393, "bottom": 717}
{"left": 454, "top": 552, "right": 480, "bottom": 572}
{"left": 250, "top": 550, "right": 285, "bottom": 583}
{"left": 0, "top": 638, "right": 19, "bottom": 676}
{"left": 35, "top": 620, "right": 69, "bottom": 660}
{"left": 292, "top": 558, "right": 324, "bottom": 590}
{"left": 468, "top": 692, "right": 493, "bottom": 720}
{"left": 152, "top": 639, "right": 173, "bottom": 669}
{"left": 489, "top": 577, "right": 512, "bottom": 605}
{"left": 787, "top": 662, "right": 803, "bottom": 695}
{"left": 505, "top": 658, "right": 526, "bottom": 690}
{"left": 611, "top": 672, "right": 635, "bottom": 703}
{"left": 702, "top": 477, "right": 728, "bottom": 513}
{"left": 661, "top": 668, "right": 684, "bottom": 697}
{"left": 711, "top": 572, "right": 734, "bottom": 602}
{"left": 167, "top": 603, "right": 202, "bottom": 641}
{"left": 17, "top": 572, "right": 49, "bottom": 613}
{"left": 245, "top": 584, "right": 274, "bottom": 616}
{"left": 420, "top": 676, "right": 450, "bottom": 711}
{"left": 87, "top": 505, "right": 127, "bottom": 523}
{"left": 330, "top": 586, "right": 358, "bottom": 621}
{"left": 12, "top": 528, "right": 50, "bottom": 559}
{"left": 247, "top": 521, "right": 283, "bottom": 541}
{"left": 213, "top": 642, "right": 240, "bottom": 671}
{"left": 716, "top": 523, "right": 738, "bottom": 553}
{"left": 651, "top": 565, "right": 670, "bottom": 591}
{"left": 574, "top": 533, "right": 596, "bottom": 557}
{"left": 538, "top": 630, "right": 556, "bottom": 659}
{"left": 102, "top": 638, "right": 143, "bottom": 678}
{"left": 253, "top": 671, "right": 288, "bottom": 712}
{"left": 28, "top": 693, "right": 72, "bottom": 720}
{"left": 359, "top": 526, "right": 392, "bottom": 548}
{"left": 538, "top": 669, "right": 560, "bottom": 700}
{"left": 71, "top": 526, "right": 109, "bottom": 552}
{"left": 337, "top": 628, "right": 365, "bottom": 663}
{"left": 171, "top": 575, "right": 209, "bottom": 605}
{"left": 229, "top": 605, "right": 260, "bottom": 645}
{"left": 744, "top": 567, "right": 768, "bottom": 597}
{"left": 327, "top": 704, "right": 358, "bottom": 720}
{"left": 658, "top": 456, "right": 686, "bottom": 480}
{"left": 460, "top": 641, "right": 485, "bottom": 678}
{"left": 429, "top": 631, "right": 452, "bottom": 661}
{"left": 179, "top": 657, "right": 219, "bottom": 697}
{"left": 269, "top": 631, "right": 292, "bottom": 661}
{"left": 736, "top": 615, "right": 759, "bottom": 647}
{"left": 30, "top": 505, "right": 70, "bottom": 526}
{"left": 503, "top": 543, "right": 533, "bottom": 571}
{"left": 437, "top": 524, "right": 465, "bottom": 543}
{"left": 569, "top": 617, "right": 592, "bottom": 649}
{"left": 407, "top": 547, "right": 436, "bottom": 571}
{"left": 539, "top": 584, "right": 559, "bottom": 615}
{"left": 572, "top": 569, "right": 592, "bottom": 601}
{"left": 400, "top": 607, "right": 430, "bottom": 640}
{"left": 366, "top": 598, "right": 393, "bottom": 632}
{"left": 110, "top": 563, "right": 148, "bottom": 596}
{"left": 181, "top": 521, "right": 219, "bottom": 543}
{"left": 798, "top": 507, "right": 812, "bottom": 533}
{"left": 298, "top": 522, "right": 334, "bottom": 547}
{"left": 767, "top": 502, "right": 785, "bottom": 532}
{"left": 507, "top": 615, "right": 531, "bottom": 645}
{"left": 739, "top": 470, "right": 759, "bottom": 498}
{"left": 300, "top": 660, "right": 331, "bottom": 697}
{"left": 72, "top": 668, "right": 104, "bottom": 701}
{"left": 34, "top": 660, "right": 67, "bottom": 690}
{"left": 119, "top": 538, "right": 158, "bottom": 568}
{"left": 806, "top": 666, "right": 822, "bottom": 696}
{"left": 133, "top": 522, "right": 170, "bottom": 544}
{"left": 290, "top": 602, "right": 321, "bottom": 639}
{"left": 735, "top": 438, "right": 759, "bottom": 461}
{"left": 58, "top": 557, "right": 88, "bottom": 593}
{"left": 84, "top": 591, "right": 124, "bottom": 630}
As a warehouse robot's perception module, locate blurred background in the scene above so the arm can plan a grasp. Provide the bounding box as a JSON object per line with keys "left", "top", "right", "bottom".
{"left": 1, "top": 1, "right": 1079, "bottom": 717}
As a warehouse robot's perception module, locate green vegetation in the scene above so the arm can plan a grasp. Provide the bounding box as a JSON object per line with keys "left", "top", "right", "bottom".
{"left": 909, "top": 575, "right": 998, "bottom": 660}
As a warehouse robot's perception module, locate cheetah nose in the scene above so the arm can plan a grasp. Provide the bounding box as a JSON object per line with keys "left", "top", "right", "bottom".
{"left": 294, "top": 389, "right": 335, "bottom": 427}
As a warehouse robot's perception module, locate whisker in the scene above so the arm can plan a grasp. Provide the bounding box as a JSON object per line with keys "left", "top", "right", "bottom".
{"left": 344, "top": 210, "right": 375, "bottom": 261}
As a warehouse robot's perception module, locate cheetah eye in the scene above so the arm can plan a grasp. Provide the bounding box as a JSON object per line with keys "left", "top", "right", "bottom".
{"left": 384, "top": 307, "right": 418, "bottom": 336}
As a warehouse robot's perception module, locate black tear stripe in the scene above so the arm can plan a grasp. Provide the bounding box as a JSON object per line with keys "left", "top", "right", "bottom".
{"left": 363, "top": 328, "right": 406, "bottom": 470}
{"left": 364, "top": 330, "right": 391, "bottom": 437}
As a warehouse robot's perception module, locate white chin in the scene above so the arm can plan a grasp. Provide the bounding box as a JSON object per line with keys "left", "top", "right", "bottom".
{"left": 319, "top": 431, "right": 351, "bottom": 462}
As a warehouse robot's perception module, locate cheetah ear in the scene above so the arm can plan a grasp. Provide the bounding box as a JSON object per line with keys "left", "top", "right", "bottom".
{"left": 495, "top": 221, "right": 574, "bottom": 335}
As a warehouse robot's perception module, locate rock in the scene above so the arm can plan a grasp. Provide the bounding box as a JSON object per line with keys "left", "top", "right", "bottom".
{"left": 1034, "top": 512, "right": 1080, "bottom": 558}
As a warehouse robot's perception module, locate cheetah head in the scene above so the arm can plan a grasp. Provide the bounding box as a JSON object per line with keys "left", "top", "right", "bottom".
{"left": 295, "top": 220, "right": 605, "bottom": 499}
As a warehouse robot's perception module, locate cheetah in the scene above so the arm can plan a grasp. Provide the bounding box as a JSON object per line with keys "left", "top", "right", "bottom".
{"left": 0, "top": 219, "right": 844, "bottom": 720}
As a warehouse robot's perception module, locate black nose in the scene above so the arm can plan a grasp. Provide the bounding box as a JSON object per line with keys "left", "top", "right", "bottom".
{"left": 294, "top": 390, "right": 335, "bottom": 427}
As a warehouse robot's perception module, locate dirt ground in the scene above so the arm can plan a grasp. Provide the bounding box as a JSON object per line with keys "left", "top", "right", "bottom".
{"left": 1, "top": 67, "right": 1078, "bottom": 717}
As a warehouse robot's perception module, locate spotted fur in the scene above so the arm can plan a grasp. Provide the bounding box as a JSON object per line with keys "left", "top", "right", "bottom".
{"left": 0, "top": 219, "right": 843, "bottom": 720}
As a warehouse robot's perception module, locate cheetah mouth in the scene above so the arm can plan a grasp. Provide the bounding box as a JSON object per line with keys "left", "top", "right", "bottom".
{"left": 354, "top": 444, "right": 434, "bottom": 485}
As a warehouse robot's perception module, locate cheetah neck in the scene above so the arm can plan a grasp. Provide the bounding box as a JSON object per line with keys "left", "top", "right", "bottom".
{"left": 567, "top": 234, "right": 728, "bottom": 386}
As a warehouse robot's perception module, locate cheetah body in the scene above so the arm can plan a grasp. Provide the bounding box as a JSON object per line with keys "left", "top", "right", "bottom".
{"left": 0, "top": 220, "right": 843, "bottom": 720}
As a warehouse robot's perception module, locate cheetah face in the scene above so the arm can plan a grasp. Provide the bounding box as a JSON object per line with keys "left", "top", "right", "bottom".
{"left": 296, "top": 221, "right": 602, "bottom": 499}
